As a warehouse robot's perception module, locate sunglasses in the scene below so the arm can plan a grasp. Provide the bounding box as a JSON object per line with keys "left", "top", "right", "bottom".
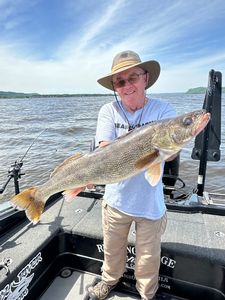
{"left": 112, "top": 72, "right": 146, "bottom": 89}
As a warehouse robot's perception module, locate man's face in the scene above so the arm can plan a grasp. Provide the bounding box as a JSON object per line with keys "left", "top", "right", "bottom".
{"left": 112, "top": 66, "right": 149, "bottom": 111}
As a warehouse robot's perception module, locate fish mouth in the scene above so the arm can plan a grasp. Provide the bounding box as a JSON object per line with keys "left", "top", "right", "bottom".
{"left": 192, "top": 112, "right": 211, "bottom": 136}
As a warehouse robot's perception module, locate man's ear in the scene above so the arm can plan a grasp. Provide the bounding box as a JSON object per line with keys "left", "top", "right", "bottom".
{"left": 145, "top": 72, "right": 150, "bottom": 88}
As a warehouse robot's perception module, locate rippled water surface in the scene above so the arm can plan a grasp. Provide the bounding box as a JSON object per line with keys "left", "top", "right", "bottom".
{"left": 0, "top": 94, "right": 224, "bottom": 205}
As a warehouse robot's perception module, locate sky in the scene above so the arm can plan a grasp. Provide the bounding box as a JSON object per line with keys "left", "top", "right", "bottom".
{"left": 0, "top": 0, "right": 225, "bottom": 94}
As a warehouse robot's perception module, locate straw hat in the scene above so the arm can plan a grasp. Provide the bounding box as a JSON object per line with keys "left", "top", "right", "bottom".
{"left": 97, "top": 50, "right": 160, "bottom": 91}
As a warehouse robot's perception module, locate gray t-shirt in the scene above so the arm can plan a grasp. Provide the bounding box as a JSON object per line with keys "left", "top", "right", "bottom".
{"left": 95, "top": 97, "right": 176, "bottom": 220}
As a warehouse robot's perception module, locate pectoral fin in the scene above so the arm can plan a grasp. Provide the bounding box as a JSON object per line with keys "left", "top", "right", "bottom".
{"left": 62, "top": 187, "right": 85, "bottom": 202}
{"left": 145, "top": 163, "right": 163, "bottom": 186}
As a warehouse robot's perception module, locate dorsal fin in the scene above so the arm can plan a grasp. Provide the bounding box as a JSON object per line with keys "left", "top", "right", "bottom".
{"left": 50, "top": 153, "right": 83, "bottom": 178}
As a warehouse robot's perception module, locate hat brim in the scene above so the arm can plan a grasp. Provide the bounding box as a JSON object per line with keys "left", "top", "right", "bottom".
{"left": 97, "top": 60, "right": 160, "bottom": 91}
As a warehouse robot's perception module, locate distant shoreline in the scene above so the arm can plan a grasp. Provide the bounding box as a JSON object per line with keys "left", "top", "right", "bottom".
{"left": 0, "top": 92, "right": 113, "bottom": 99}
{"left": 0, "top": 87, "right": 224, "bottom": 98}
{"left": 186, "top": 87, "right": 225, "bottom": 94}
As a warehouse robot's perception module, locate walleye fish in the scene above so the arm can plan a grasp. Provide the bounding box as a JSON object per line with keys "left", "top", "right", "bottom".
{"left": 10, "top": 109, "right": 210, "bottom": 224}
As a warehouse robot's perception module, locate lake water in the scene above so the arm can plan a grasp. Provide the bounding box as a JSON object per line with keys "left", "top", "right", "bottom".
{"left": 0, "top": 94, "right": 225, "bottom": 206}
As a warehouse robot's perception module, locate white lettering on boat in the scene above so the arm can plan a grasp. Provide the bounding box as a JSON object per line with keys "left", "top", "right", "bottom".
{"left": 159, "top": 275, "right": 171, "bottom": 290}
{"left": 96, "top": 244, "right": 135, "bottom": 256}
{"left": 96, "top": 243, "right": 136, "bottom": 268}
{"left": 0, "top": 252, "right": 42, "bottom": 300}
{"left": 96, "top": 244, "right": 176, "bottom": 270}
{"left": 161, "top": 256, "right": 176, "bottom": 268}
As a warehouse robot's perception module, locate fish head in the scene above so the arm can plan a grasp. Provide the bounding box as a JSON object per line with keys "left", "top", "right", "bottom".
{"left": 170, "top": 109, "right": 210, "bottom": 144}
{"left": 152, "top": 109, "right": 211, "bottom": 152}
{"left": 136, "top": 109, "right": 210, "bottom": 187}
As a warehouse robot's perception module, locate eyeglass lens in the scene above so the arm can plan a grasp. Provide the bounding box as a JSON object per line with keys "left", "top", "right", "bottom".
{"left": 113, "top": 73, "right": 146, "bottom": 88}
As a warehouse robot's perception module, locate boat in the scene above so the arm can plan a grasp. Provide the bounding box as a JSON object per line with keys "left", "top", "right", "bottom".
{"left": 0, "top": 70, "right": 224, "bottom": 300}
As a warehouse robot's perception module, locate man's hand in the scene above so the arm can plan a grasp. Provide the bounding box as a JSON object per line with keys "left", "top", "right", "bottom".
{"left": 99, "top": 141, "right": 110, "bottom": 147}
{"left": 165, "top": 152, "right": 180, "bottom": 162}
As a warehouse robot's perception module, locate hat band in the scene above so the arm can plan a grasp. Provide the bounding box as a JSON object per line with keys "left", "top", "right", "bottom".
{"left": 112, "top": 59, "right": 141, "bottom": 73}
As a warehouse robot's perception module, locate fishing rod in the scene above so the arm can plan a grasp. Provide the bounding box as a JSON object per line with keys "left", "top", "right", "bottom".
{"left": 0, "top": 128, "right": 48, "bottom": 195}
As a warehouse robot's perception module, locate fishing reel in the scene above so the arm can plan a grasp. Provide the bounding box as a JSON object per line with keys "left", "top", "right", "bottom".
{"left": 0, "top": 161, "right": 25, "bottom": 195}
{"left": 8, "top": 161, "right": 24, "bottom": 179}
{"left": 0, "top": 128, "right": 47, "bottom": 195}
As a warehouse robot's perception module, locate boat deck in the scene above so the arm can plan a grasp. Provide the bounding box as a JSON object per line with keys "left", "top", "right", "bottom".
{"left": 0, "top": 194, "right": 225, "bottom": 299}
{"left": 40, "top": 269, "right": 189, "bottom": 300}
{"left": 40, "top": 270, "right": 140, "bottom": 300}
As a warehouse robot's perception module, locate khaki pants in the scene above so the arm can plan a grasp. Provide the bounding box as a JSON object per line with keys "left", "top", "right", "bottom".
{"left": 101, "top": 201, "right": 167, "bottom": 300}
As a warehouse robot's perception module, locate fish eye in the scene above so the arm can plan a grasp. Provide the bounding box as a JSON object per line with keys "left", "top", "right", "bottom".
{"left": 183, "top": 117, "right": 193, "bottom": 126}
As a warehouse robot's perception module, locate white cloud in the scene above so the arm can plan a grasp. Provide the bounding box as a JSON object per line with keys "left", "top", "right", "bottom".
{"left": 155, "top": 50, "right": 225, "bottom": 93}
{"left": 0, "top": 0, "right": 225, "bottom": 94}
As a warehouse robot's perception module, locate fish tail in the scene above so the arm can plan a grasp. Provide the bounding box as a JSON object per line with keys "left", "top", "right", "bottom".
{"left": 11, "top": 187, "right": 45, "bottom": 224}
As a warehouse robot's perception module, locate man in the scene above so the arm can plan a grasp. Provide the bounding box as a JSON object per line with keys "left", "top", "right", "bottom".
{"left": 89, "top": 50, "right": 176, "bottom": 300}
